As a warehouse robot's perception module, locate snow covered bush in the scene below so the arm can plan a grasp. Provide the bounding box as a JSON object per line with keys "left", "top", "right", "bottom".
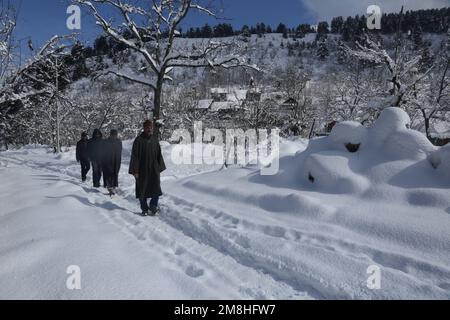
{"left": 370, "top": 107, "right": 411, "bottom": 145}
{"left": 429, "top": 144, "right": 450, "bottom": 180}
{"left": 329, "top": 121, "right": 368, "bottom": 152}
{"left": 293, "top": 107, "right": 449, "bottom": 194}
{"left": 304, "top": 151, "right": 370, "bottom": 193}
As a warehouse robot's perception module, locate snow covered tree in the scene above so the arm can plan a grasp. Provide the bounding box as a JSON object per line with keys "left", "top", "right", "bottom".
{"left": 337, "top": 40, "right": 347, "bottom": 64}
{"left": 345, "top": 32, "right": 432, "bottom": 108}
{"left": 412, "top": 29, "right": 450, "bottom": 139}
{"left": 273, "top": 66, "right": 313, "bottom": 136}
{"left": 0, "top": 35, "right": 75, "bottom": 150}
{"left": 412, "top": 25, "right": 423, "bottom": 51}
{"left": 75, "top": 0, "right": 258, "bottom": 121}
{"left": 0, "top": 1, "right": 16, "bottom": 149}
{"left": 317, "top": 37, "right": 329, "bottom": 61}
{"left": 243, "top": 97, "right": 276, "bottom": 131}
{"left": 320, "top": 62, "right": 381, "bottom": 124}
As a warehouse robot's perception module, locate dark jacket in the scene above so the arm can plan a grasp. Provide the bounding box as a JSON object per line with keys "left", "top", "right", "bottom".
{"left": 76, "top": 139, "right": 89, "bottom": 162}
{"left": 102, "top": 137, "right": 122, "bottom": 186}
{"left": 87, "top": 129, "right": 104, "bottom": 162}
{"left": 129, "top": 133, "right": 166, "bottom": 198}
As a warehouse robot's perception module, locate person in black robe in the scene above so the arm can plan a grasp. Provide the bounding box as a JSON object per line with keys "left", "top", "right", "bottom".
{"left": 129, "top": 120, "right": 166, "bottom": 216}
{"left": 102, "top": 129, "right": 122, "bottom": 195}
{"left": 87, "top": 129, "right": 105, "bottom": 188}
{"left": 76, "top": 132, "right": 90, "bottom": 182}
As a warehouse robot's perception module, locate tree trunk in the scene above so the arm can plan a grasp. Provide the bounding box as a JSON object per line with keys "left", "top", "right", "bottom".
{"left": 424, "top": 117, "right": 430, "bottom": 141}
{"left": 56, "top": 101, "right": 61, "bottom": 153}
{"left": 420, "top": 108, "right": 432, "bottom": 142}
{"left": 153, "top": 74, "right": 164, "bottom": 120}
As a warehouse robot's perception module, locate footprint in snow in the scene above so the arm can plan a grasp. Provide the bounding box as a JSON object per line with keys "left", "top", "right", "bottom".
{"left": 185, "top": 265, "right": 204, "bottom": 278}
{"left": 174, "top": 246, "right": 186, "bottom": 255}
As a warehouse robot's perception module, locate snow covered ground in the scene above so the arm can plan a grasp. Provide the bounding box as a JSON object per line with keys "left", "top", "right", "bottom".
{"left": 1, "top": 108, "right": 450, "bottom": 299}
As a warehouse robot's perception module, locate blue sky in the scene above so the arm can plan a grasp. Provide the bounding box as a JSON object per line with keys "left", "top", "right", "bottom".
{"left": 15, "top": 0, "right": 316, "bottom": 50}
{"left": 13, "top": 0, "right": 450, "bottom": 57}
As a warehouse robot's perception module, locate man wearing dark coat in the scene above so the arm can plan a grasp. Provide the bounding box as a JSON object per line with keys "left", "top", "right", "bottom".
{"left": 76, "top": 132, "right": 90, "bottom": 182}
{"left": 103, "top": 129, "right": 122, "bottom": 195}
{"left": 129, "top": 120, "right": 166, "bottom": 216}
{"left": 87, "top": 128, "right": 105, "bottom": 188}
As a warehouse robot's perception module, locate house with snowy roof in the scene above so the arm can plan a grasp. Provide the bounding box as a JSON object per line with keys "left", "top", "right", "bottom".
{"left": 196, "top": 87, "right": 260, "bottom": 113}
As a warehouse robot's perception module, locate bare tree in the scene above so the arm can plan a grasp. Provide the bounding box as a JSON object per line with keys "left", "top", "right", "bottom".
{"left": 413, "top": 30, "right": 450, "bottom": 139}
{"left": 76, "top": 0, "right": 259, "bottom": 120}
{"left": 0, "top": 35, "right": 74, "bottom": 149}
{"left": 243, "top": 98, "right": 276, "bottom": 131}
{"left": 275, "top": 65, "right": 310, "bottom": 120}
{"left": 0, "top": 0, "right": 16, "bottom": 90}
{"left": 345, "top": 32, "right": 433, "bottom": 108}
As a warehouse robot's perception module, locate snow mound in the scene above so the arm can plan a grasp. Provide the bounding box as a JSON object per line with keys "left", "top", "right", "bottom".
{"left": 329, "top": 121, "right": 368, "bottom": 152}
{"left": 384, "top": 129, "right": 436, "bottom": 161}
{"left": 304, "top": 151, "right": 370, "bottom": 194}
{"left": 429, "top": 144, "right": 450, "bottom": 180}
{"left": 370, "top": 107, "right": 411, "bottom": 144}
{"left": 290, "top": 107, "right": 449, "bottom": 194}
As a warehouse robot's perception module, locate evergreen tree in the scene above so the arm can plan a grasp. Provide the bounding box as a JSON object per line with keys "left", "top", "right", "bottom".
{"left": 331, "top": 17, "right": 344, "bottom": 34}
{"left": 419, "top": 41, "right": 434, "bottom": 71}
{"left": 241, "top": 25, "right": 251, "bottom": 38}
{"left": 317, "top": 38, "right": 329, "bottom": 60}
{"left": 94, "top": 36, "right": 110, "bottom": 55}
{"left": 276, "top": 23, "right": 287, "bottom": 34}
{"left": 201, "top": 24, "right": 213, "bottom": 38}
{"left": 317, "top": 21, "right": 329, "bottom": 35}
{"left": 412, "top": 25, "right": 423, "bottom": 50}
{"left": 337, "top": 40, "right": 347, "bottom": 64}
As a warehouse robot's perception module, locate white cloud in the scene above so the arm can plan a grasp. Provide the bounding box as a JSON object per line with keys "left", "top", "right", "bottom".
{"left": 302, "top": 0, "right": 450, "bottom": 21}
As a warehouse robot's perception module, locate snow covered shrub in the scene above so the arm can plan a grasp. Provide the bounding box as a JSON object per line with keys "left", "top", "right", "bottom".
{"left": 370, "top": 108, "right": 436, "bottom": 160}
{"left": 370, "top": 107, "right": 411, "bottom": 145}
{"left": 384, "top": 129, "right": 437, "bottom": 161}
{"left": 329, "top": 121, "right": 368, "bottom": 152}
{"left": 293, "top": 107, "right": 449, "bottom": 194}
{"left": 304, "top": 152, "right": 370, "bottom": 194}
{"left": 428, "top": 144, "right": 450, "bottom": 180}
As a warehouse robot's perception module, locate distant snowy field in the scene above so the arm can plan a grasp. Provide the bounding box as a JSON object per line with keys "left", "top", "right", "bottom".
{"left": 1, "top": 108, "right": 450, "bottom": 299}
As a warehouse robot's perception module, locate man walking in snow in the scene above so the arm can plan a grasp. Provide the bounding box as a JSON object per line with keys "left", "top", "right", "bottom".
{"left": 76, "top": 132, "right": 90, "bottom": 182}
{"left": 129, "top": 120, "right": 166, "bottom": 216}
{"left": 102, "top": 129, "right": 122, "bottom": 196}
{"left": 87, "top": 129, "right": 105, "bottom": 188}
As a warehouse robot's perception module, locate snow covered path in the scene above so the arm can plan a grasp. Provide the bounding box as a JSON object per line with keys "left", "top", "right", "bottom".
{"left": 0, "top": 149, "right": 303, "bottom": 300}
{"left": 1, "top": 136, "right": 450, "bottom": 299}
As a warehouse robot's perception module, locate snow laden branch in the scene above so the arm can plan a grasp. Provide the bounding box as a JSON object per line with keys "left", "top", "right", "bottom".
{"left": 0, "top": 2, "right": 17, "bottom": 93}
{"left": 75, "top": 0, "right": 259, "bottom": 120}
{"left": 345, "top": 33, "right": 433, "bottom": 107}
{"left": 165, "top": 39, "right": 260, "bottom": 70}
{"left": 0, "top": 35, "right": 73, "bottom": 105}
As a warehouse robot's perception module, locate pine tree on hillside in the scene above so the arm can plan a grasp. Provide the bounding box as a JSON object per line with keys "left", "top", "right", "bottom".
{"left": 331, "top": 17, "right": 344, "bottom": 34}
{"left": 317, "top": 38, "right": 329, "bottom": 60}
{"left": 241, "top": 25, "right": 251, "bottom": 38}
{"left": 412, "top": 25, "right": 423, "bottom": 50}
{"left": 419, "top": 42, "right": 433, "bottom": 72}
{"left": 337, "top": 40, "right": 347, "bottom": 64}
{"left": 276, "top": 23, "right": 287, "bottom": 34}
{"left": 317, "top": 21, "right": 329, "bottom": 35}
